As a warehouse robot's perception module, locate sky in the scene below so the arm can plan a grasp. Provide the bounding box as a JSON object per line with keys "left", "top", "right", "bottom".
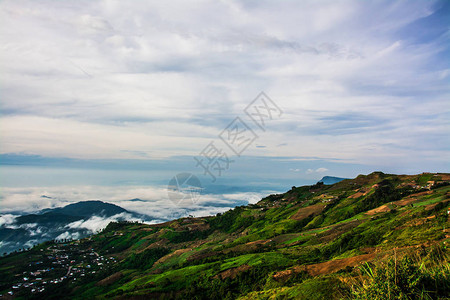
{"left": 0, "top": 0, "right": 449, "bottom": 217}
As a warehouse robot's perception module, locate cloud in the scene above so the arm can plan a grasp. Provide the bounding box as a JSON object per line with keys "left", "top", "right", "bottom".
{"left": 55, "top": 231, "right": 81, "bottom": 241}
{"left": 306, "top": 167, "right": 329, "bottom": 174}
{"left": 0, "top": 185, "right": 269, "bottom": 220}
{"left": 0, "top": 214, "right": 16, "bottom": 226}
{"left": 221, "top": 192, "right": 267, "bottom": 204}
{"left": 0, "top": 0, "right": 448, "bottom": 170}
{"left": 66, "top": 213, "right": 141, "bottom": 232}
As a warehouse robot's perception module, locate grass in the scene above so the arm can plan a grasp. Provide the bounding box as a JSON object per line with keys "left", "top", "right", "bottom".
{"left": 220, "top": 252, "right": 291, "bottom": 270}
{"left": 349, "top": 252, "right": 449, "bottom": 300}
{"left": 239, "top": 276, "right": 347, "bottom": 300}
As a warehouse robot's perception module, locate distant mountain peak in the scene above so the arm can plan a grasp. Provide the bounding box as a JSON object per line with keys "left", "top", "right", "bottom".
{"left": 53, "top": 200, "right": 128, "bottom": 218}
{"left": 1, "top": 201, "right": 151, "bottom": 254}
{"left": 318, "top": 176, "right": 348, "bottom": 185}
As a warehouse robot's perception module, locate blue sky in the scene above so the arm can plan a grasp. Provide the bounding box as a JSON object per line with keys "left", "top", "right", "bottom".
{"left": 0, "top": 0, "right": 449, "bottom": 215}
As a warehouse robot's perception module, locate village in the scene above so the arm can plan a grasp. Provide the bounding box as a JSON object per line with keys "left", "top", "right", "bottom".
{"left": 2, "top": 242, "right": 117, "bottom": 298}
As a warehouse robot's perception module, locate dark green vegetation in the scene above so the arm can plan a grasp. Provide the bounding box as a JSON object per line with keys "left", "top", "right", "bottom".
{"left": 1, "top": 172, "right": 449, "bottom": 299}
{"left": 40, "top": 201, "right": 129, "bottom": 218}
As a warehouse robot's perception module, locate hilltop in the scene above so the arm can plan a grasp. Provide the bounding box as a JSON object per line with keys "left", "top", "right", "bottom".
{"left": 318, "top": 176, "right": 348, "bottom": 185}
{"left": 1, "top": 172, "right": 449, "bottom": 299}
{"left": 39, "top": 201, "right": 129, "bottom": 218}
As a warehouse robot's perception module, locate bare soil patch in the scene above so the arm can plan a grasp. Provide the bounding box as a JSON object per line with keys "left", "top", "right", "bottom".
{"left": 317, "top": 220, "right": 361, "bottom": 243}
{"left": 366, "top": 205, "right": 391, "bottom": 215}
{"left": 409, "top": 190, "right": 433, "bottom": 198}
{"left": 393, "top": 197, "right": 417, "bottom": 206}
{"left": 349, "top": 192, "right": 365, "bottom": 199}
{"left": 290, "top": 204, "right": 324, "bottom": 220}
{"left": 214, "top": 264, "right": 251, "bottom": 280}
{"left": 302, "top": 253, "right": 376, "bottom": 276}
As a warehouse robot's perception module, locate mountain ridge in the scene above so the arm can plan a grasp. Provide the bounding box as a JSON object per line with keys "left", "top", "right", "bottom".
{"left": 38, "top": 200, "right": 129, "bottom": 218}
{"left": 1, "top": 172, "right": 449, "bottom": 299}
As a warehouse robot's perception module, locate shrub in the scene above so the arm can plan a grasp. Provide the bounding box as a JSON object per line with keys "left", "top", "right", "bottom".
{"left": 352, "top": 256, "right": 450, "bottom": 299}
{"left": 124, "top": 247, "right": 170, "bottom": 269}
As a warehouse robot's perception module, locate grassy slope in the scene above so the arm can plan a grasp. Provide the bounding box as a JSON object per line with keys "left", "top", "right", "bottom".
{"left": 1, "top": 172, "right": 449, "bottom": 299}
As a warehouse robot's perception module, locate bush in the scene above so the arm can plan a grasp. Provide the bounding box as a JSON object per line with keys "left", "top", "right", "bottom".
{"left": 124, "top": 247, "right": 170, "bottom": 269}
{"left": 352, "top": 256, "right": 450, "bottom": 299}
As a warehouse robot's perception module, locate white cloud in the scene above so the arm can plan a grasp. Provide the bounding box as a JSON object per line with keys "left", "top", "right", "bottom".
{"left": 55, "top": 231, "right": 81, "bottom": 241}
{"left": 0, "top": 0, "right": 448, "bottom": 168}
{"left": 0, "top": 214, "right": 16, "bottom": 226}
{"left": 66, "top": 213, "right": 141, "bottom": 232}
{"left": 221, "top": 192, "right": 271, "bottom": 205}
{"left": 0, "top": 185, "right": 266, "bottom": 220}
{"left": 306, "top": 167, "right": 329, "bottom": 174}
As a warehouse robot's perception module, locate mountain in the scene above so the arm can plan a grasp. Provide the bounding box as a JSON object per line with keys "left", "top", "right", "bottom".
{"left": 0, "top": 201, "right": 148, "bottom": 254}
{"left": 1, "top": 172, "right": 449, "bottom": 299}
{"left": 40, "top": 200, "right": 130, "bottom": 218}
{"left": 318, "top": 175, "right": 348, "bottom": 185}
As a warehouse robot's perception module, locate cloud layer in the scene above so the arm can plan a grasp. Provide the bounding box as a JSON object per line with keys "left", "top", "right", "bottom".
{"left": 0, "top": 0, "right": 448, "bottom": 169}
{"left": 0, "top": 186, "right": 270, "bottom": 254}
{"left": 0, "top": 185, "right": 271, "bottom": 219}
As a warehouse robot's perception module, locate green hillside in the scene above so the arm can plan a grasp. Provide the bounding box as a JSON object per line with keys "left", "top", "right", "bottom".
{"left": 1, "top": 172, "right": 449, "bottom": 299}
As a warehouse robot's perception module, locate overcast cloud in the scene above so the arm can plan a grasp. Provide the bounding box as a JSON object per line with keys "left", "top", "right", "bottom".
{"left": 0, "top": 0, "right": 448, "bottom": 169}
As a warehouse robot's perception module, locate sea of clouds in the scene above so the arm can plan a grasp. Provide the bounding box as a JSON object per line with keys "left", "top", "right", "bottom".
{"left": 0, "top": 185, "right": 272, "bottom": 253}
{"left": 0, "top": 185, "right": 269, "bottom": 217}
